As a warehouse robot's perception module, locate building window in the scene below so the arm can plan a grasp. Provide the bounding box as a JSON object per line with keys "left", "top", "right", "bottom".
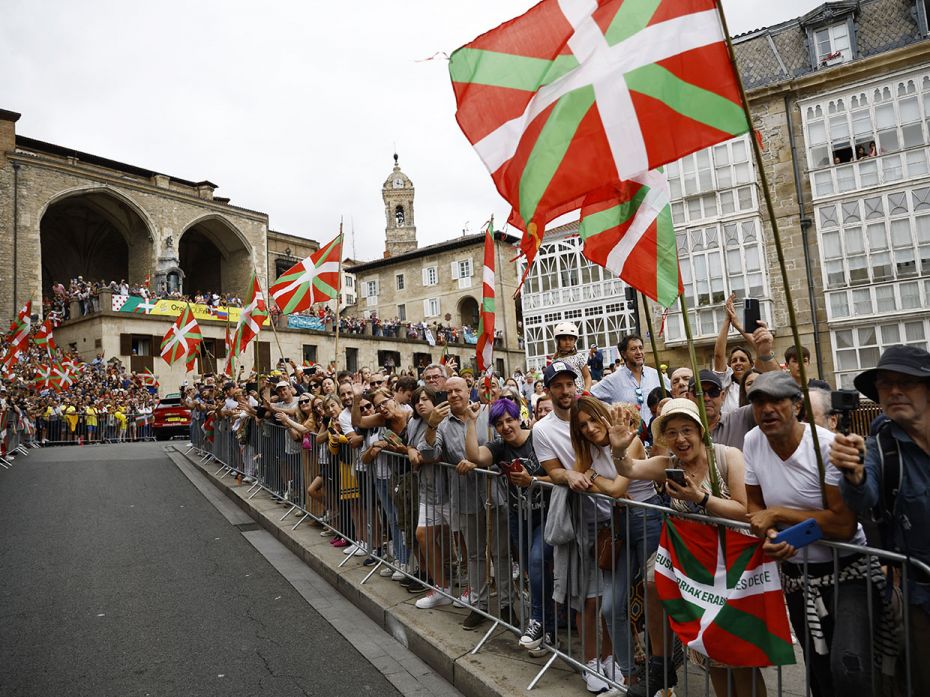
{"left": 397, "top": 304, "right": 406, "bottom": 321}
{"left": 302, "top": 345, "right": 318, "bottom": 364}
{"left": 395, "top": 205, "right": 405, "bottom": 227}
{"left": 423, "top": 298, "right": 440, "bottom": 317}
{"left": 422, "top": 266, "right": 438, "bottom": 286}
{"left": 345, "top": 275, "right": 354, "bottom": 288}
{"left": 666, "top": 135, "right": 754, "bottom": 205}
{"left": 452, "top": 259, "right": 473, "bottom": 279}
{"left": 275, "top": 258, "right": 292, "bottom": 278}
{"left": 395, "top": 273, "right": 405, "bottom": 290}
{"left": 832, "top": 318, "right": 929, "bottom": 388}
{"left": 364, "top": 279, "right": 378, "bottom": 298}
{"left": 804, "top": 74, "right": 930, "bottom": 186}
{"left": 814, "top": 22, "right": 852, "bottom": 68}
{"left": 817, "top": 186, "right": 930, "bottom": 320}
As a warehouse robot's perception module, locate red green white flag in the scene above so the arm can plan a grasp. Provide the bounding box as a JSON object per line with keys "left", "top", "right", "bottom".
{"left": 450, "top": 0, "right": 748, "bottom": 283}
{"left": 655, "top": 518, "right": 795, "bottom": 667}
{"left": 160, "top": 305, "right": 203, "bottom": 366}
{"left": 475, "top": 225, "right": 496, "bottom": 374}
{"left": 270, "top": 233, "right": 343, "bottom": 315}
{"left": 4, "top": 301, "right": 32, "bottom": 367}
{"left": 232, "top": 272, "right": 268, "bottom": 356}
{"left": 579, "top": 170, "right": 682, "bottom": 307}
{"left": 141, "top": 368, "right": 160, "bottom": 388}
{"left": 34, "top": 316, "right": 57, "bottom": 353}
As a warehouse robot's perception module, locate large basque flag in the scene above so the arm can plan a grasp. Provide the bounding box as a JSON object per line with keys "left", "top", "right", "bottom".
{"left": 232, "top": 272, "right": 268, "bottom": 356}
{"left": 270, "top": 233, "right": 342, "bottom": 315}
{"left": 579, "top": 170, "right": 682, "bottom": 307}
{"left": 655, "top": 518, "right": 795, "bottom": 667}
{"left": 160, "top": 305, "right": 202, "bottom": 366}
{"left": 450, "top": 0, "right": 748, "bottom": 279}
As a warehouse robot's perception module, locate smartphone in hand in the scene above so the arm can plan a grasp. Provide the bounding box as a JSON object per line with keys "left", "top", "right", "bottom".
{"left": 772, "top": 518, "right": 823, "bottom": 549}
{"left": 435, "top": 390, "right": 448, "bottom": 404}
{"left": 664, "top": 469, "right": 687, "bottom": 487}
{"left": 743, "top": 298, "right": 761, "bottom": 332}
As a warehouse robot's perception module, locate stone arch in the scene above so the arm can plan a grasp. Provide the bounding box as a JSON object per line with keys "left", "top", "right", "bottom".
{"left": 39, "top": 186, "right": 156, "bottom": 295}
{"left": 178, "top": 214, "right": 252, "bottom": 296}
{"left": 458, "top": 295, "right": 479, "bottom": 329}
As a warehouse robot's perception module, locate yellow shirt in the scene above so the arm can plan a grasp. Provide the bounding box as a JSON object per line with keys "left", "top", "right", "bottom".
{"left": 85, "top": 407, "right": 98, "bottom": 427}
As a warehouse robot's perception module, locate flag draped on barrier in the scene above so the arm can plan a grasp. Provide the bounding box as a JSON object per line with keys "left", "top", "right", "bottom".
{"left": 270, "top": 233, "right": 343, "bottom": 315}
{"left": 160, "top": 305, "right": 202, "bottom": 366}
{"left": 654, "top": 518, "right": 795, "bottom": 667}
{"left": 475, "top": 225, "right": 496, "bottom": 374}
{"left": 450, "top": 0, "right": 748, "bottom": 289}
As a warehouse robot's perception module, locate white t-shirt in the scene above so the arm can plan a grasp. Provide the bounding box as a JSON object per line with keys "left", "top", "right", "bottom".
{"left": 589, "top": 444, "right": 656, "bottom": 503}
{"left": 532, "top": 411, "right": 574, "bottom": 467}
{"left": 743, "top": 423, "right": 866, "bottom": 563}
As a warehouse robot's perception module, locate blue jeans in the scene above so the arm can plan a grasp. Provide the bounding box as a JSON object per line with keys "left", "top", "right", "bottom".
{"left": 511, "top": 508, "right": 555, "bottom": 631}
{"left": 375, "top": 478, "right": 408, "bottom": 565}
{"left": 601, "top": 497, "right": 663, "bottom": 677}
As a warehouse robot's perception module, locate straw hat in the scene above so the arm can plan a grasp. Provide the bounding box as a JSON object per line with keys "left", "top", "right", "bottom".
{"left": 650, "top": 398, "right": 704, "bottom": 447}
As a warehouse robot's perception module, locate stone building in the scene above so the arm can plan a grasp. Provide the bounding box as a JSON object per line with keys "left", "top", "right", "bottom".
{"left": 348, "top": 156, "right": 525, "bottom": 376}
{"left": 522, "top": 0, "right": 930, "bottom": 388}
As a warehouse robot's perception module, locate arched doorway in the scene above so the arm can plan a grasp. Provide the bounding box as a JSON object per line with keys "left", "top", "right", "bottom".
{"left": 40, "top": 190, "right": 154, "bottom": 295}
{"left": 458, "top": 296, "right": 479, "bottom": 329}
{"left": 179, "top": 216, "right": 251, "bottom": 296}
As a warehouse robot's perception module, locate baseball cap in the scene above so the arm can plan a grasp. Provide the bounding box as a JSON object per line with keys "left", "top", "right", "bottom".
{"left": 853, "top": 344, "right": 930, "bottom": 401}
{"left": 543, "top": 360, "right": 578, "bottom": 387}
{"left": 687, "top": 369, "right": 723, "bottom": 392}
{"left": 746, "top": 371, "right": 802, "bottom": 401}
{"left": 275, "top": 380, "right": 290, "bottom": 390}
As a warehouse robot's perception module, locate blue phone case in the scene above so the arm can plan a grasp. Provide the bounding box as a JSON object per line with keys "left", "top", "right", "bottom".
{"left": 772, "top": 518, "right": 823, "bottom": 549}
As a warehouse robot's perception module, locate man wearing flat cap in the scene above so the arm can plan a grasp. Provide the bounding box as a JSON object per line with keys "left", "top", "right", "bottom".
{"left": 830, "top": 344, "right": 930, "bottom": 694}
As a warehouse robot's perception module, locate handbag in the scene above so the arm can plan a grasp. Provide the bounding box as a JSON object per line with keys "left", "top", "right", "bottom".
{"left": 596, "top": 512, "right": 623, "bottom": 571}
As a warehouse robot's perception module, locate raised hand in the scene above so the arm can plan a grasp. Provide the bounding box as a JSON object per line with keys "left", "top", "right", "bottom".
{"left": 427, "top": 402, "right": 450, "bottom": 428}
{"left": 602, "top": 404, "right": 639, "bottom": 453}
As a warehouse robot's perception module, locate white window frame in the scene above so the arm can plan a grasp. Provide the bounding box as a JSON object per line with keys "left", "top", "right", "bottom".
{"left": 363, "top": 279, "right": 378, "bottom": 298}
{"left": 397, "top": 304, "right": 406, "bottom": 321}
{"left": 422, "top": 266, "right": 438, "bottom": 287}
{"left": 423, "top": 298, "right": 440, "bottom": 318}
{"left": 814, "top": 22, "right": 852, "bottom": 68}
{"left": 832, "top": 317, "right": 929, "bottom": 388}
{"left": 395, "top": 273, "right": 405, "bottom": 291}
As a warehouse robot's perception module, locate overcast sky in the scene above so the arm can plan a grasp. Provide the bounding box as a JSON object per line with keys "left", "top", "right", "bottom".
{"left": 1, "top": 1, "right": 821, "bottom": 261}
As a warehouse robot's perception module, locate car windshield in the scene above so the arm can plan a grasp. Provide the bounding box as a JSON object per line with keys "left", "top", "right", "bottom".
{"left": 157, "top": 394, "right": 182, "bottom": 407}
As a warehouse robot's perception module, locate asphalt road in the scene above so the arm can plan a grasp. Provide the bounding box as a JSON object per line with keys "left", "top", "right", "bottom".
{"left": 0, "top": 442, "right": 404, "bottom": 697}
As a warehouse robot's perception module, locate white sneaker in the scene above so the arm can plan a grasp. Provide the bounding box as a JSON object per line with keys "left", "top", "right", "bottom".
{"left": 343, "top": 544, "right": 359, "bottom": 556}
{"left": 453, "top": 587, "right": 479, "bottom": 608}
{"left": 379, "top": 558, "right": 395, "bottom": 576}
{"left": 584, "top": 658, "right": 610, "bottom": 694}
{"left": 599, "top": 657, "right": 625, "bottom": 687}
{"left": 392, "top": 563, "right": 408, "bottom": 582}
{"left": 512, "top": 561, "right": 521, "bottom": 580}
{"left": 352, "top": 543, "right": 367, "bottom": 557}
{"left": 415, "top": 588, "right": 453, "bottom": 609}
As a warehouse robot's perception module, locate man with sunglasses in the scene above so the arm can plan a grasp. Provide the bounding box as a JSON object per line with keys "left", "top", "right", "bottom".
{"left": 591, "top": 334, "right": 668, "bottom": 424}
{"left": 687, "top": 370, "right": 756, "bottom": 450}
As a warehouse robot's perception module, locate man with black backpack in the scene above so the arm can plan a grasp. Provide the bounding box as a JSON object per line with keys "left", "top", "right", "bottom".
{"left": 831, "top": 344, "right": 930, "bottom": 695}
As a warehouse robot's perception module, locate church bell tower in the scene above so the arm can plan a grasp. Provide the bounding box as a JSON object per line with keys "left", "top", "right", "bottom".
{"left": 382, "top": 153, "right": 417, "bottom": 257}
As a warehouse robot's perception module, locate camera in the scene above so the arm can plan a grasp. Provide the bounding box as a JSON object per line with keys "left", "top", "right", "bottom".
{"left": 830, "top": 389, "right": 860, "bottom": 435}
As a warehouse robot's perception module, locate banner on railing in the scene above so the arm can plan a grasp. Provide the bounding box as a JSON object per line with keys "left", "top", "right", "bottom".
{"left": 286, "top": 315, "right": 326, "bottom": 331}
{"left": 111, "top": 296, "right": 269, "bottom": 325}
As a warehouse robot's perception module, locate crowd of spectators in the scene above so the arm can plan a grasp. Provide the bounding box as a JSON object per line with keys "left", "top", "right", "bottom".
{"left": 44, "top": 276, "right": 243, "bottom": 321}
{"left": 185, "top": 286, "right": 929, "bottom": 697}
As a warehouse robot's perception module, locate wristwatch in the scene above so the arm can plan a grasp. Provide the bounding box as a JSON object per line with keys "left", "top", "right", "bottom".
{"left": 590, "top": 471, "right": 600, "bottom": 482}
{"left": 759, "top": 351, "right": 776, "bottom": 362}
{"left": 699, "top": 492, "right": 710, "bottom": 509}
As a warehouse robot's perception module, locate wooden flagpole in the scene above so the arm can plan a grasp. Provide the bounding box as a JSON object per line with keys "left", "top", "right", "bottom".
{"left": 254, "top": 265, "right": 288, "bottom": 371}
{"left": 715, "top": 2, "right": 827, "bottom": 502}
{"left": 333, "top": 218, "right": 344, "bottom": 374}
{"left": 639, "top": 292, "right": 667, "bottom": 399}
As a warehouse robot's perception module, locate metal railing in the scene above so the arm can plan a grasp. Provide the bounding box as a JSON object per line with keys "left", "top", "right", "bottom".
{"left": 193, "top": 417, "right": 930, "bottom": 696}
{"left": 36, "top": 412, "right": 155, "bottom": 445}
{"left": 0, "top": 410, "right": 39, "bottom": 469}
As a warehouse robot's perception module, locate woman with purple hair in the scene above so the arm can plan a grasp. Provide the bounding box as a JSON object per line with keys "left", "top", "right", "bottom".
{"left": 463, "top": 397, "right": 556, "bottom": 655}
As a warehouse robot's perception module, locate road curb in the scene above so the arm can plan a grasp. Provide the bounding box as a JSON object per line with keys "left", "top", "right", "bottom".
{"left": 180, "top": 448, "right": 584, "bottom": 697}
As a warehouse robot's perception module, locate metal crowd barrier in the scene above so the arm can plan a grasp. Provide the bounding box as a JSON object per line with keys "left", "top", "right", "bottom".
{"left": 0, "top": 410, "right": 37, "bottom": 468}
{"left": 37, "top": 412, "right": 155, "bottom": 445}
{"left": 197, "top": 418, "right": 929, "bottom": 696}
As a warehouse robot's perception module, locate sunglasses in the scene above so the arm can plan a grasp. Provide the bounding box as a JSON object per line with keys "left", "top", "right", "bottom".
{"left": 360, "top": 403, "right": 374, "bottom": 411}
{"left": 700, "top": 385, "right": 722, "bottom": 398}
{"left": 634, "top": 386, "right": 644, "bottom": 405}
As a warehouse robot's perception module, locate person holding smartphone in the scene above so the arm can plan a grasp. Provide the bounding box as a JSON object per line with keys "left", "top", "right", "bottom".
{"left": 604, "top": 398, "right": 757, "bottom": 697}
{"left": 742, "top": 371, "right": 875, "bottom": 697}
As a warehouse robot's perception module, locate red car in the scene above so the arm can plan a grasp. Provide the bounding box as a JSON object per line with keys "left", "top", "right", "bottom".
{"left": 152, "top": 393, "right": 191, "bottom": 441}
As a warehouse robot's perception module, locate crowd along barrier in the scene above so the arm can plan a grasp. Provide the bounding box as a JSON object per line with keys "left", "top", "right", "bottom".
{"left": 36, "top": 412, "right": 155, "bottom": 445}
{"left": 192, "top": 417, "right": 928, "bottom": 696}
{"left": 0, "top": 409, "right": 39, "bottom": 468}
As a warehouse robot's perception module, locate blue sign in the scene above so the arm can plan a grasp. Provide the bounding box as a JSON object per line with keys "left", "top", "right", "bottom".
{"left": 287, "top": 315, "right": 326, "bottom": 331}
